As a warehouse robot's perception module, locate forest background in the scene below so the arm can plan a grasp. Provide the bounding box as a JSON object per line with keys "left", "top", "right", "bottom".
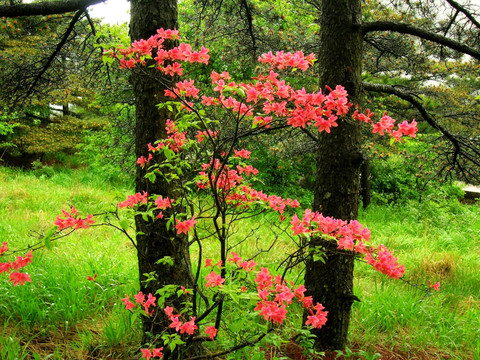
{"left": 1, "top": 0, "right": 480, "bottom": 359}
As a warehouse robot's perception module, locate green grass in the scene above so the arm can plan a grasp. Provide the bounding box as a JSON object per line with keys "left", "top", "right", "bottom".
{"left": 1, "top": 165, "right": 479, "bottom": 359}
{"left": 352, "top": 201, "right": 480, "bottom": 358}
{"left": 0, "top": 165, "right": 140, "bottom": 359}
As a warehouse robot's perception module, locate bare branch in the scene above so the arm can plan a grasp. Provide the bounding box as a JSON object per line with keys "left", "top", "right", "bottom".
{"left": 23, "top": 8, "right": 87, "bottom": 103}
{"left": 0, "top": 0, "right": 104, "bottom": 17}
{"left": 446, "top": 0, "right": 480, "bottom": 30}
{"left": 360, "top": 21, "right": 480, "bottom": 60}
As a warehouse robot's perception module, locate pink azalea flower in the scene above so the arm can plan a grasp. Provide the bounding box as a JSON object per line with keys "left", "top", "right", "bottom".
{"left": 175, "top": 216, "right": 197, "bottom": 235}
{"left": 205, "top": 271, "right": 225, "bottom": 288}
{"left": 9, "top": 272, "right": 31, "bottom": 286}
{"left": 205, "top": 326, "right": 217, "bottom": 340}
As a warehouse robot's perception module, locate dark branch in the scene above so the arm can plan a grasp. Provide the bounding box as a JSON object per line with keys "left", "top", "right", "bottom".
{"left": 363, "top": 81, "right": 480, "bottom": 181}
{"left": 446, "top": 0, "right": 480, "bottom": 30}
{"left": 360, "top": 21, "right": 480, "bottom": 60}
{"left": 23, "top": 8, "right": 86, "bottom": 103}
{"left": 240, "top": 0, "right": 257, "bottom": 54}
{"left": 0, "top": 0, "right": 104, "bottom": 17}
{"left": 363, "top": 82, "right": 445, "bottom": 129}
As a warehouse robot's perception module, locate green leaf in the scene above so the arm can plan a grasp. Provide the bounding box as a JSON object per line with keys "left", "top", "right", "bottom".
{"left": 145, "top": 172, "right": 156, "bottom": 183}
{"left": 119, "top": 219, "right": 129, "bottom": 231}
{"left": 156, "top": 256, "right": 174, "bottom": 266}
{"left": 43, "top": 226, "right": 57, "bottom": 250}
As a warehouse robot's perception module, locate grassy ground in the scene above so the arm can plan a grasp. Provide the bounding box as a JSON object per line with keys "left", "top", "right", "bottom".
{"left": 0, "top": 165, "right": 479, "bottom": 359}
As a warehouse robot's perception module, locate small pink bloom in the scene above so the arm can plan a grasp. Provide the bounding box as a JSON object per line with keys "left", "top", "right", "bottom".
{"left": 428, "top": 280, "right": 441, "bottom": 291}
{"left": 140, "top": 349, "right": 152, "bottom": 360}
{"left": 9, "top": 272, "right": 32, "bottom": 286}
{"left": 134, "top": 291, "right": 145, "bottom": 304}
{"left": 152, "top": 348, "right": 164, "bottom": 358}
{"left": 180, "top": 317, "right": 197, "bottom": 335}
{"left": 121, "top": 295, "right": 135, "bottom": 310}
{"left": 205, "top": 326, "right": 217, "bottom": 340}
{"left": 205, "top": 271, "right": 225, "bottom": 288}
{"left": 0, "top": 242, "right": 8, "bottom": 255}
{"left": 175, "top": 216, "right": 197, "bottom": 235}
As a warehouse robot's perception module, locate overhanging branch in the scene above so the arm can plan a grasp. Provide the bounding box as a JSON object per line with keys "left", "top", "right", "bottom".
{"left": 360, "top": 21, "right": 480, "bottom": 60}
{"left": 0, "top": 0, "right": 104, "bottom": 17}
{"left": 363, "top": 81, "right": 480, "bottom": 181}
{"left": 446, "top": 0, "right": 480, "bottom": 30}
{"left": 23, "top": 8, "right": 87, "bottom": 103}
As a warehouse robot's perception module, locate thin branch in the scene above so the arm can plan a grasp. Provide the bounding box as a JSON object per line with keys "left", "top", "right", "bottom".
{"left": 240, "top": 0, "right": 257, "bottom": 55}
{"left": 363, "top": 81, "right": 480, "bottom": 180}
{"left": 184, "top": 329, "right": 273, "bottom": 360}
{"left": 446, "top": 0, "right": 480, "bottom": 30}
{"left": 0, "top": 0, "right": 104, "bottom": 17}
{"left": 363, "top": 82, "right": 446, "bottom": 132}
{"left": 24, "top": 8, "right": 86, "bottom": 103}
{"left": 360, "top": 21, "right": 480, "bottom": 60}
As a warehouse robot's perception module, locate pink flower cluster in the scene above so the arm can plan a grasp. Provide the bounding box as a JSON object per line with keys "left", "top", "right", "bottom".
{"left": 164, "top": 306, "right": 197, "bottom": 335}
{"left": 117, "top": 29, "right": 418, "bottom": 148}
{"left": 155, "top": 195, "right": 174, "bottom": 219}
{"left": 364, "top": 245, "right": 405, "bottom": 279}
{"left": 112, "top": 28, "right": 209, "bottom": 75}
{"left": 0, "top": 242, "right": 33, "bottom": 286}
{"left": 136, "top": 120, "right": 188, "bottom": 169}
{"left": 258, "top": 50, "right": 316, "bottom": 71}
{"left": 118, "top": 191, "right": 148, "bottom": 209}
{"left": 428, "top": 280, "right": 441, "bottom": 291}
{"left": 140, "top": 348, "right": 164, "bottom": 360}
{"left": 205, "top": 270, "right": 225, "bottom": 287}
{"left": 164, "top": 306, "right": 217, "bottom": 340}
{"left": 175, "top": 216, "right": 197, "bottom": 235}
{"left": 121, "top": 291, "right": 157, "bottom": 315}
{"left": 54, "top": 206, "right": 94, "bottom": 230}
{"left": 196, "top": 156, "right": 299, "bottom": 217}
{"left": 291, "top": 209, "right": 404, "bottom": 279}
{"left": 223, "top": 253, "right": 328, "bottom": 328}
{"left": 202, "top": 68, "right": 354, "bottom": 135}
{"left": 354, "top": 109, "right": 418, "bottom": 141}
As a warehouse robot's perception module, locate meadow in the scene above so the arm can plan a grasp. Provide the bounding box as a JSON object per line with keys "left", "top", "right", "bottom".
{"left": 0, "top": 164, "right": 479, "bottom": 359}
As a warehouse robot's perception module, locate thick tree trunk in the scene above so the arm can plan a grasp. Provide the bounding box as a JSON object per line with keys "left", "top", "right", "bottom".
{"left": 305, "top": 0, "right": 363, "bottom": 351}
{"left": 130, "top": 0, "right": 195, "bottom": 348}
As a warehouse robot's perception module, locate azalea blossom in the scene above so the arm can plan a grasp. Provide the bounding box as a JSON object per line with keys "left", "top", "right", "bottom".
{"left": 175, "top": 216, "right": 197, "bottom": 235}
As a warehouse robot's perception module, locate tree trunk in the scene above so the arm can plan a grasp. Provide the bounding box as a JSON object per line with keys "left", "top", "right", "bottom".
{"left": 305, "top": 0, "right": 363, "bottom": 351}
{"left": 130, "top": 0, "right": 195, "bottom": 347}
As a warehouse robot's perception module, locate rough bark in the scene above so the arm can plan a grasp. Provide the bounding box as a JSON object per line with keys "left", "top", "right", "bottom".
{"left": 130, "top": 0, "right": 195, "bottom": 348}
{"left": 306, "top": 0, "right": 363, "bottom": 350}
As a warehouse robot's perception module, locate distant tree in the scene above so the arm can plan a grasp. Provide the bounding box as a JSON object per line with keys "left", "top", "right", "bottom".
{"left": 0, "top": 1, "right": 106, "bottom": 163}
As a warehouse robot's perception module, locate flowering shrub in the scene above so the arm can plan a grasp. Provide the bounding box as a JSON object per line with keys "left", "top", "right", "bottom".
{"left": 106, "top": 28, "right": 419, "bottom": 357}
{"left": 2, "top": 28, "right": 434, "bottom": 359}
{"left": 0, "top": 242, "right": 33, "bottom": 286}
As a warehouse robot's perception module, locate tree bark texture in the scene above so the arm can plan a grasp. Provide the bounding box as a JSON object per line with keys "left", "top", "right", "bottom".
{"left": 306, "top": 0, "right": 363, "bottom": 351}
{"left": 130, "top": 0, "right": 195, "bottom": 345}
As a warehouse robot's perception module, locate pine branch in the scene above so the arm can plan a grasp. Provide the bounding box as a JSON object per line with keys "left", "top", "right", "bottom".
{"left": 0, "top": 0, "right": 104, "bottom": 17}
{"left": 360, "top": 21, "right": 480, "bottom": 60}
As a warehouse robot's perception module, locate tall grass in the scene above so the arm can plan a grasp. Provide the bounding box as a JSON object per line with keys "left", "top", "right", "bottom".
{"left": 353, "top": 200, "right": 480, "bottom": 358}
{"left": 0, "top": 165, "right": 140, "bottom": 358}
{"left": 1, "top": 164, "right": 479, "bottom": 358}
